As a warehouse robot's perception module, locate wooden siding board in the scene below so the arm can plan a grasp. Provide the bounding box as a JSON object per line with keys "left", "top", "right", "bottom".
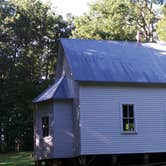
{"left": 56, "top": 44, "right": 72, "bottom": 80}
{"left": 61, "top": 45, "right": 80, "bottom": 156}
{"left": 79, "top": 85, "right": 166, "bottom": 155}
{"left": 72, "top": 81, "right": 81, "bottom": 156}
{"left": 63, "top": 55, "right": 73, "bottom": 79}
{"left": 34, "top": 102, "right": 54, "bottom": 160}
{"left": 63, "top": 47, "right": 79, "bottom": 156}
{"left": 53, "top": 101, "right": 74, "bottom": 158}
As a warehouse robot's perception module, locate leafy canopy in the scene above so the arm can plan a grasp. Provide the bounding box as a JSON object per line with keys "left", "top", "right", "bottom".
{"left": 0, "top": 0, "right": 70, "bottom": 151}
{"left": 157, "top": 5, "right": 166, "bottom": 41}
{"left": 72, "top": 0, "right": 158, "bottom": 41}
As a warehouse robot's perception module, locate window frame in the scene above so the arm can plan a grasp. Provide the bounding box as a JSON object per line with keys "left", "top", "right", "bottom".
{"left": 120, "top": 103, "right": 137, "bottom": 134}
{"left": 42, "top": 116, "right": 49, "bottom": 138}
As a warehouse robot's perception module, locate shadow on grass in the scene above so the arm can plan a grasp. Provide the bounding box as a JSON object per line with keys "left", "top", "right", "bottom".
{"left": 0, "top": 152, "right": 34, "bottom": 166}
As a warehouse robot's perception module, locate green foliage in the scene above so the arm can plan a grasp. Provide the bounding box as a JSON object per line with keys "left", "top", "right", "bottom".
{"left": 0, "top": 152, "right": 33, "bottom": 166}
{"left": 72, "top": 0, "right": 157, "bottom": 41}
{"left": 157, "top": 6, "right": 166, "bottom": 41}
{"left": 0, "top": 0, "right": 70, "bottom": 151}
{"left": 73, "top": 0, "right": 137, "bottom": 40}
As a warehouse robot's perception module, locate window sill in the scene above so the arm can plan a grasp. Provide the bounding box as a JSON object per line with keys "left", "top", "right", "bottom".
{"left": 121, "top": 131, "right": 137, "bottom": 135}
{"left": 40, "top": 136, "right": 52, "bottom": 141}
{"left": 43, "top": 135, "right": 51, "bottom": 138}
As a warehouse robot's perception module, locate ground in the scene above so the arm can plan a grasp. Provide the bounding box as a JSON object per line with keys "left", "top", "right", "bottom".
{"left": 0, "top": 152, "right": 34, "bottom": 166}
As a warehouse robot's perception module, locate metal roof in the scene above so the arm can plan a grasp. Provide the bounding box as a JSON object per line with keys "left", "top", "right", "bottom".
{"left": 61, "top": 38, "right": 166, "bottom": 83}
{"left": 33, "top": 76, "right": 74, "bottom": 103}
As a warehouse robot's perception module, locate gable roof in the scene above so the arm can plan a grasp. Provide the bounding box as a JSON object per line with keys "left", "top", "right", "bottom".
{"left": 61, "top": 38, "right": 166, "bottom": 83}
{"left": 33, "top": 75, "right": 74, "bottom": 103}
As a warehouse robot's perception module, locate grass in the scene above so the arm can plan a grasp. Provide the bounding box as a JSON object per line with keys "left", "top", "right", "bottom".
{"left": 0, "top": 152, "right": 34, "bottom": 166}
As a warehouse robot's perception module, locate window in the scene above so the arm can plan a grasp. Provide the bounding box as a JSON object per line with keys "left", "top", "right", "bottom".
{"left": 42, "top": 116, "right": 49, "bottom": 137}
{"left": 122, "top": 104, "right": 135, "bottom": 132}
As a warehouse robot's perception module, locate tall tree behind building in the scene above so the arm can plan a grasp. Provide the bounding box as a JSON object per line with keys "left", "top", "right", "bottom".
{"left": 72, "top": 0, "right": 160, "bottom": 41}
{"left": 0, "top": 0, "right": 71, "bottom": 151}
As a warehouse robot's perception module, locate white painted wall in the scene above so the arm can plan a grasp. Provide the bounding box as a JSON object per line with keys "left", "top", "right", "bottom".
{"left": 34, "top": 100, "right": 74, "bottom": 160}
{"left": 79, "top": 85, "right": 166, "bottom": 155}
{"left": 53, "top": 101, "right": 74, "bottom": 158}
{"left": 34, "top": 102, "right": 54, "bottom": 160}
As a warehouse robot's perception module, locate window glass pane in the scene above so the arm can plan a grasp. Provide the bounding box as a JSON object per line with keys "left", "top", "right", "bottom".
{"left": 122, "top": 104, "right": 135, "bottom": 132}
{"left": 129, "top": 105, "right": 133, "bottom": 117}
{"left": 123, "top": 119, "right": 129, "bottom": 131}
{"left": 129, "top": 106, "right": 134, "bottom": 118}
{"left": 129, "top": 119, "right": 135, "bottom": 131}
{"left": 123, "top": 105, "right": 128, "bottom": 117}
{"left": 42, "top": 117, "right": 48, "bottom": 126}
{"left": 44, "top": 127, "right": 48, "bottom": 136}
{"left": 42, "top": 116, "right": 49, "bottom": 137}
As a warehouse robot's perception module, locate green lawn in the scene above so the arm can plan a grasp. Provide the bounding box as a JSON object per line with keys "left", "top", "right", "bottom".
{"left": 0, "top": 152, "right": 34, "bottom": 166}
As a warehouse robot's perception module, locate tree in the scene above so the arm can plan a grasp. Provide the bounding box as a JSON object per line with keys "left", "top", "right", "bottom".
{"left": 73, "top": 0, "right": 137, "bottom": 40}
{"left": 0, "top": 0, "right": 71, "bottom": 151}
{"left": 157, "top": 5, "right": 166, "bottom": 41}
{"left": 72, "top": 0, "right": 159, "bottom": 41}
{"left": 133, "top": 0, "right": 159, "bottom": 41}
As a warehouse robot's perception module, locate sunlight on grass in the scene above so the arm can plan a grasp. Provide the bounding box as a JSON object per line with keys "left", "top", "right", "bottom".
{"left": 0, "top": 152, "right": 34, "bottom": 166}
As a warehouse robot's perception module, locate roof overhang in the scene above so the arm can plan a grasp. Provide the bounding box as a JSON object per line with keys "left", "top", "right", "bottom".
{"left": 32, "top": 75, "right": 74, "bottom": 104}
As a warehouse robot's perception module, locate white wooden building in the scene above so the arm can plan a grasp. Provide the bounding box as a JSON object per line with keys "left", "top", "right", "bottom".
{"left": 33, "top": 38, "right": 166, "bottom": 166}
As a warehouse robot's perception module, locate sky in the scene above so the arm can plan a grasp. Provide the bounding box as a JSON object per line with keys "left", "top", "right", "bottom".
{"left": 42, "top": 0, "right": 92, "bottom": 17}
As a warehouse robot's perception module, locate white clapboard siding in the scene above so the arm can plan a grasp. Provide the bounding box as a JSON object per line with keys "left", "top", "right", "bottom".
{"left": 34, "top": 102, "right": 54, "bottom": 160}
{"left": 79, "top": 85, "right": 166, "bottom": 155}
{"left": 53, "top": 101, "right": 74, "bottom": 158}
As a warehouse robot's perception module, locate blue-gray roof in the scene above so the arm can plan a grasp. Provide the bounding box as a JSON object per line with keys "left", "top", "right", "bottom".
{"left": 61, "top": 38, "right": 166, "bottom": 83}
{"left": 33, "top": 76, "right": 74, "bottom": 103}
